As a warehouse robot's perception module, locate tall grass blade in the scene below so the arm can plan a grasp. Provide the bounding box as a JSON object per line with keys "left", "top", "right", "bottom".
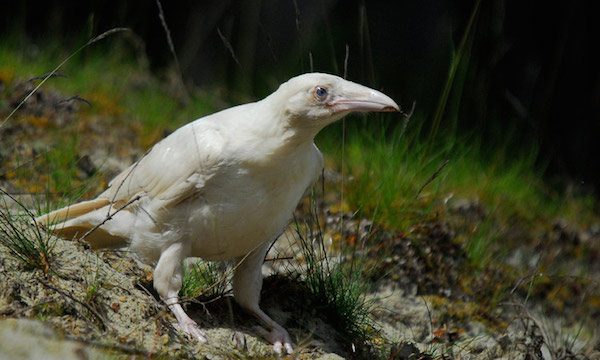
{"left": 429, "top": 0, "right": 481, "bottom": 143}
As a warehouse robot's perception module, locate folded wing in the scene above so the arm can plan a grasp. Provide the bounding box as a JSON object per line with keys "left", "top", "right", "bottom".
{"left": 35, "top": 121, "right": 226, "bottom": 248}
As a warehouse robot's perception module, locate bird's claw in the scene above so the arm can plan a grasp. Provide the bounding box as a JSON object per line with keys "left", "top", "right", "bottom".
{"left": 179, "top": 318, "right": 208, "bottom": 343}
{"left": 255, "top": 326, "right": 294, "bottom": 354}
{"left": 273, "top": 340, "right": 294, "bottom": 355}
{"left": 231, "top": 331, "right": 248, "bottom": 351}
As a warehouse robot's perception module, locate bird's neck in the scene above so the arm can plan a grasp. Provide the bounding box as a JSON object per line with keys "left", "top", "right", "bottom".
{"left": 240, "top": 101, "right": 319, "bottom": 165}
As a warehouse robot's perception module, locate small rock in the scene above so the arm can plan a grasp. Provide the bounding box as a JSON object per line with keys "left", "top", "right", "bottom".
{"left": 231, "top": 331, "right": 247, "bottom": 351}
{"left": 0, "top": 318, "right": 110, "bottom": 360}
{"left": 110, "top": 302, "right": 120, "bottom": 313}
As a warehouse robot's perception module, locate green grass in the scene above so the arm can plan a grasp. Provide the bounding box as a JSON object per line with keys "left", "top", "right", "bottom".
{"left": 288, "top": 194, "right": 377, "bottom": 352}
{"left": 44, "top": 137, "right": 87, "bottom": 198}
{"left": 0, "top": 190, "right": 55, "bottom": 274}
{"left": 180, "top": 259, "right": 229, "bottom": 301}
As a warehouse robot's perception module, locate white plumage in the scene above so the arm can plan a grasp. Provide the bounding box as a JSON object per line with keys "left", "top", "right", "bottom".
{"left": 36, "top": 73, "right": 398, "bottom": 354}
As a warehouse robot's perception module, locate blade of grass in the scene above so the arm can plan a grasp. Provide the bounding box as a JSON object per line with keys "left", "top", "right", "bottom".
{"left": 429, "top": 0, "right": 481, "bottom": 143}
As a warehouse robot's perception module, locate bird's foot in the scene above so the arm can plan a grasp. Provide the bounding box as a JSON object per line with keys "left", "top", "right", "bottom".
{"left": 177, "top": 317, "right": 208, "bottom": 343}
{"left": 255, "top": 326, "right": 294, "bottom": 354}
{"left": 231, "top": 331, "right": 248, "bottom": 351}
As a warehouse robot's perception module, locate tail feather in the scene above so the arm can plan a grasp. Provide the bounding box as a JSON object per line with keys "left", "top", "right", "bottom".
{"left": 50, "top": 223, "right": 128, "bottom": 249}
{"left": 35, "top": 198, "right": 129, "bottom": 249}
{"left": 35, "top": 198, "right": 111, "bottom": 226}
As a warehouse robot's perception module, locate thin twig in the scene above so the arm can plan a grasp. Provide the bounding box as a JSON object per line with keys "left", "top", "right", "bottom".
{"left": 0, "top": 149, "right": 51, "bottom": 178}
{"left": 343, "top": 44, "right": 350, "bottom": 80}
{"left": 292, "top": 0, "right": 301, "bottom": 34}
{"left": 398, "top": 100, "right": 416, "bottom": 140}
{"left": 263, "top": 228, "right": 287, "bottom": 263}
{"left": 57, "top": 95, "right": 92, "bottom": 107}
{"left": 26, "top": 72, "right": 67, "bottom": 82}
{"left": 421, "top": 296, "right": 433, "bottom": 336}
{"left": 155, "top": 0, "right": 190, "bottom": 102}
{"left": 217, "top": 28, "right": 241, "bottom": 69}
{"left": 63, "top": 334, "right": 150, "bottom": 355}
{"left": 80, "top": 195, "right": 142, "bottom": 241}
{"left": 185, "top": 292, "right": 232, "bottom": 307}
{"left": 415, "top": 159, "right": 450, "bottom": 199}
{"left": 400, "top": 100, "right": 416, "bottom": 119}
{"left": 264, "top": 256, "right": 294, "bottom": 262}
{"left": 106, "top": 146, "right": 152, "bottom": 215}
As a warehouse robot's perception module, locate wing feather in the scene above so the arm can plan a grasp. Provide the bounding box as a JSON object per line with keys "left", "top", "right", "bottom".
{"left": 100, "top": 122, "right": 225, "bottom": 211}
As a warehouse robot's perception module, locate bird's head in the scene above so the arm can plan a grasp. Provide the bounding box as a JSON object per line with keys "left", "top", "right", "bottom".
{"left": 270, "top": 73, "right": 399, "bottom": 131}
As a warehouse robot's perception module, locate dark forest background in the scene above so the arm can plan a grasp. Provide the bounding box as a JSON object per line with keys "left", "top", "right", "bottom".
{"left": 2, "top": 0, "right": 599, "bottom": 193}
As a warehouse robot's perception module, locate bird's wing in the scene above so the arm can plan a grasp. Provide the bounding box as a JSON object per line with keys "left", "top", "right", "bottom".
{"left": 100, "top": 121, "right": 226, "bottom": 212}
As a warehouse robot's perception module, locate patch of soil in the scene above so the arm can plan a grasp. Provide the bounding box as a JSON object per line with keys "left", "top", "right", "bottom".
{"left": 364, "top": 221, "right": 468, "bottom": 299}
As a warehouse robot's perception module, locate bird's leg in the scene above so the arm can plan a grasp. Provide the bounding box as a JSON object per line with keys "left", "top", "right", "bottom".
{"left": 154, "top": 242, "right": 207, "bottom": 343}
{"left": 232, "top": 242, "right": 293, "bottom": 354}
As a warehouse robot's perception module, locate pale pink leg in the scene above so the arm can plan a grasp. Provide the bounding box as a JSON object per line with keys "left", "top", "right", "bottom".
{"left": 154, "top": 243, "right": 207, "bottom": 343}
{"left": 233, "top": 243, "right": 293, "bottom": 354}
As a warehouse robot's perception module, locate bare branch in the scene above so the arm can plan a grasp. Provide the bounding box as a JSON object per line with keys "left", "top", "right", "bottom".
{"left": 26, "top": 72, "right": 67, "bottom": 82}
{"left": 57, "top": 95, "right": 92, "bottom": 107}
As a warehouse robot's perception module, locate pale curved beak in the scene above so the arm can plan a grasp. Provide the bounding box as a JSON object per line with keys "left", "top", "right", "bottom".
{"left": 327, "top": 81, "right": 399, "bottom": 114}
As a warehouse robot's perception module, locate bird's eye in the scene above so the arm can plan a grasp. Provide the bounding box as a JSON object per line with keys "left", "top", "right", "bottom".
{"left": 314, "top": 86, "right": 328, "bottom": 101}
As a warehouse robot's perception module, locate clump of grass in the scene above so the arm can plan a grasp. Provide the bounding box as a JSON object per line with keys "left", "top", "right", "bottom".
{"left": 83, "top": 261, "right": 102, "bottom": 305}
{"left": 84, "top": 281, "right": 100, "bottom": 304}
{"left": 319, "top": 116, "right": 596, "bottom": 266}
{"left": 289, "top": 192, "right": 376, "bottom": 352}
{"left": 0, "top": 189, "right": 55, "bottom": 274}
{"left": 464, "top": 218, "right": 499, "bottom": 269}
{"left": 180, "top": 259, "right": 229, "bottom": 300}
